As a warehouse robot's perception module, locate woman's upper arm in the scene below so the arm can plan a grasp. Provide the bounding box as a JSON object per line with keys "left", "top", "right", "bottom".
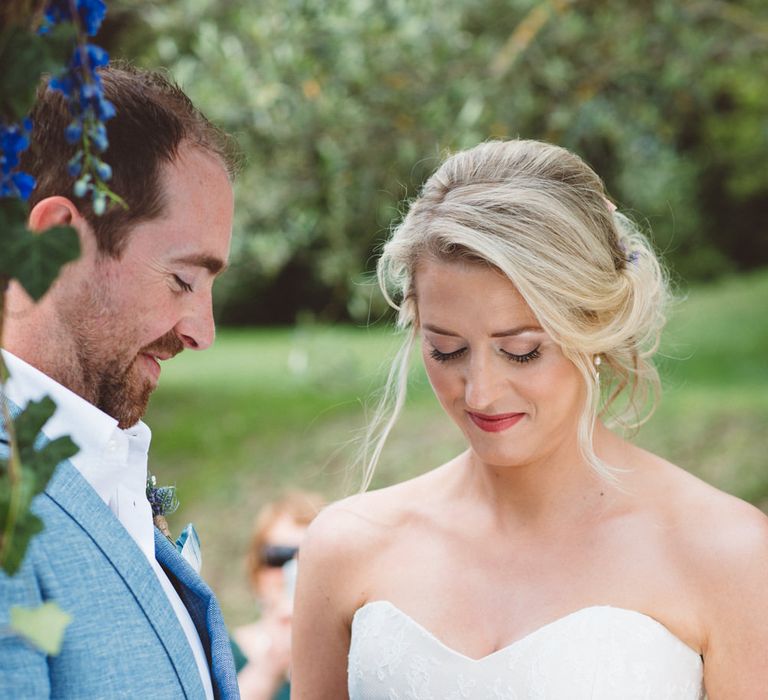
{"left": 701, "top": 505, "right": 768, "bottom": 699}
{"left": 291, "top": 505, "right": 365, "bottom": 700}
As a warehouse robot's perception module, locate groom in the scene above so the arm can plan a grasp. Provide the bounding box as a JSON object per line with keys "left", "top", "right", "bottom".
{"left": 1, "top": 65, "right": 239, "bottom": 698}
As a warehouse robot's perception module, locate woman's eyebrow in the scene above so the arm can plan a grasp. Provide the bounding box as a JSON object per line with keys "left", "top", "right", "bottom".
{"left": 422, "top": 323, "right": 542, "bottom": 337}
{"left": 490, "top": 326, "right": 543, "bottom": 338}
{"left": 422, "top": 324, "right": 460, "bottom": 336}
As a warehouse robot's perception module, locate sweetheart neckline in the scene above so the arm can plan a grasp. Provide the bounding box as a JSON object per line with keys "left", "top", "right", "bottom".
{"left": 352, "top": 600, "right": 703, "bottom": 664}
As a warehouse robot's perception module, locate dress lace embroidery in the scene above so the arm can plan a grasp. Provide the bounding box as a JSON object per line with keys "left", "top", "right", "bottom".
{"left": 348, "top": 601, "right": 704, "bottom": 700}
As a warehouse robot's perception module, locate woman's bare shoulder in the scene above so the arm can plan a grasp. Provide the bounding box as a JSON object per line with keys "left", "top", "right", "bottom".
{"left": 647, "top": 459, "right": 768, "bottom": 684}
{"left": 296, "top": 470, "right": 445, "bottom": 625}
{"left": 301, "top": 469, "right": 444, "bottom": 563}
{"left": 643, "top": 455, "right": 768, "bottom": 574}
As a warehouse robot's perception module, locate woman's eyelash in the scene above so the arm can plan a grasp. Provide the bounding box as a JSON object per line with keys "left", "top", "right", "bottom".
{"left": 501, "top": 346, "right": 541, "bottom": 364}
{"left": 173, "top": 275, "right": 193, "bottom": 292}
{"left": 430, "top": 347, "right": 467, "bottom": 362}
{"left": 429, "top": 345, "right": 542, "bottom": 364}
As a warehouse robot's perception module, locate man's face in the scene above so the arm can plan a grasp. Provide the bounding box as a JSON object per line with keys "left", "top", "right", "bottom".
{"left": 56, "top": 145, "right": 234, "bottom": 427}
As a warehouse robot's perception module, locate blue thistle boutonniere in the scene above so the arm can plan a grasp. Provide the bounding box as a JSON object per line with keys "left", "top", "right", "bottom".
{"left": 146, "top": 474, "right": 179, "bottom": 540}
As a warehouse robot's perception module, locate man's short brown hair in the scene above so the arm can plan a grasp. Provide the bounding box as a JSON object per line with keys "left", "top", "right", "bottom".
{"left": 21, "top": 62, "right": 241, "bottom": 256}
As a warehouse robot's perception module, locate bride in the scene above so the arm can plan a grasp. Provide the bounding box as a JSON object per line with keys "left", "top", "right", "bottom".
{"left": 291, "top": 139, "right": 768, "bottom": 698}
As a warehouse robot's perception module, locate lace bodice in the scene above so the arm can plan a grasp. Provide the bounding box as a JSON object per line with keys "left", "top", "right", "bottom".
{"left": 348, "top": 600, "right": 704, "bottom": 699}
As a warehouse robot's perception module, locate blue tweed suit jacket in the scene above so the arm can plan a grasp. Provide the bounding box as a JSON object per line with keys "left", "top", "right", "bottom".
{"left": 0, "top": 416, "right": 239, "bottom": 699}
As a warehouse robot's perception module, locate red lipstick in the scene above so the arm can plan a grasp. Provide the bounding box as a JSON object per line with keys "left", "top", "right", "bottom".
{"left": 467, "top": 411, "right": 525, "bottom": 433}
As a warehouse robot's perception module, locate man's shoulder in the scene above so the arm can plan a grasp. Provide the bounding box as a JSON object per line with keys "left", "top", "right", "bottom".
{"left": 10, "top": 460, "right": 145, "bottom": 589}
{"left": 0, "top": 466, "right": 197, "bottom": 696}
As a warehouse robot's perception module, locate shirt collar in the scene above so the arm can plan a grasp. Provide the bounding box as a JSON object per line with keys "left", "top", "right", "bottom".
{"left": 1, "top": 349, "right": 152, "bottom": 499}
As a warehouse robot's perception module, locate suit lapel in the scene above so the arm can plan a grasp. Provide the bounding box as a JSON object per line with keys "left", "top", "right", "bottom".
{"left": 155, "top": 531, "right": 240, "bottom": 700}
{"left": 44, "top": 460, "right": 205, "bottom": 699}
{"left": 2, "top": 394, "right": 237, "bottom": 698}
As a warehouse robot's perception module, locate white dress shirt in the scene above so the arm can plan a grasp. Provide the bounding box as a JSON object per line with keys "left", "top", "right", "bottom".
{"left": 1, "top": 350, "right": 214, "bottom": 699}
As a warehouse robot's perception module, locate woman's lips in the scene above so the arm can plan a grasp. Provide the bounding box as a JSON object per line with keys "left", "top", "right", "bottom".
{"left": 467, "top": 411, "right": 525, "bottom": 433}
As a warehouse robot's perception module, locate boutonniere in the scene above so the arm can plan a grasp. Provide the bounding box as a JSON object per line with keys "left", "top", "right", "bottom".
{"left": 146, "top": 475, "right": 203, "bottom": 574}
{"left": 146, "top": 473, "right": 179, "bottom": 540}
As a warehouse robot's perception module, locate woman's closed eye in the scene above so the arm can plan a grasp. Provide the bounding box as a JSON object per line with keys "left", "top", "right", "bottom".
{"left": 430, "top": 346, "right": 467, "bottom": 362}
{"left": 501, "top": 346, "right": 541, "bottom": 364}
{"left": 429, "top": 344, "right": 542, "bottom": 364}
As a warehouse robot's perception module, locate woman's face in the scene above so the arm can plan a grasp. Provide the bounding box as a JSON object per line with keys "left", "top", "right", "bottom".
{"left": 416, "top": 258, "right": 585, "bottom": 470}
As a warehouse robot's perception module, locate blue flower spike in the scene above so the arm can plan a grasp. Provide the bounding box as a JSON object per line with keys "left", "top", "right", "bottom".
{"left": 1, "top": 120, "right": 36, "bottom": 200}
{"left": 41, "top": 0, "right": 107, "bottom": 37}
{"left": 89, "top": 123, "right": 108, "bottom": 152}
{"left": 92, "top": 190, "right": 107, "bottom": 215}
{"left": 95, "top": 160, "right": 112, "bottom": 181}
{"left": 65, "top": 121, "right": 83, "bottom": 144}
{"left": 3, "top": 1, "right": 118, "bottom": 210}
{"left": 39, "top": 0, "right": 120, "bottom": 213}
{"left": 67, "top": 151, "right": 84, "bottom": 177}
{"left": 73, "top": 175, "right": 91, "bottom": 198}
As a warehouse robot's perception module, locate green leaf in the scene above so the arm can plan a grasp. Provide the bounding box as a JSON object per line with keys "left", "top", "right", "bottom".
{"left": 21, "top": 435, "right": 79, "bottom": 494}
{"left": 13, "top": 397, "right": 78, "bottom": 499}
{"left": 0, "top": 24, "right": 76, "bottom": 121}
{"left": 0, "top": 510, "right": 44, "bottom": 576}
{"left": 0, "top": 200, "right": 80, "bottom": 301}
{"left": 13, "top": 397, "right": 57, "bottom": 449}
{"left": 0, "top": 398, "right": 78, "bottom": 575}
{"left": 9, "top": 602, "right": 72, "bottom": 656}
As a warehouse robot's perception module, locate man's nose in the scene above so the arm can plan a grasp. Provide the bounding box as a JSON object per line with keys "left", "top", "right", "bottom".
{"left": 175, "top": 293, "right": 216, "bottom": 350}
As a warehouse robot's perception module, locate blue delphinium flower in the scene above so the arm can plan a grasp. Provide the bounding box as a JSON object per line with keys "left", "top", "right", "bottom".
{"left": 0, "top": 120, "right": 36, "bottom": 200}
{"left": 50, "top": 44, "right": 115, "bottom": 128}
{"left": 53, "top": 50, "right": 116, "bottom": 202}
{"left": 40, "top": 0, "right": 107, "bottom": 37}
{"left": 3, "top": 0, "right": 119, "bottom": 211}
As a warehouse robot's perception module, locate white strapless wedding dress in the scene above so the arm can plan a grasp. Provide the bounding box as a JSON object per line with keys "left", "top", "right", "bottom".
{"left": 348, "top": 601, "right": 704, "bottom": 699}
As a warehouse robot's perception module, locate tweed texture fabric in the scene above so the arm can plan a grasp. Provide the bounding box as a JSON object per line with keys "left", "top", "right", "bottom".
{"left": 0, "top": 401, "right": 239, "bottom": 699}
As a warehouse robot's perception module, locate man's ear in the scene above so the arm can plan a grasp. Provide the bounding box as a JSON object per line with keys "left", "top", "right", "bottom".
{"left": 28, "top": 196, "right": 98, "bottom": 257}
{"left": 27, "top": 196, "right": 77, "bottom": 232}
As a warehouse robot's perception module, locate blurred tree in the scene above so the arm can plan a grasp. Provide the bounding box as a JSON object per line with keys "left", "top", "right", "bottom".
{"left": 105, "top": 0, "right": 768, "bottom": 323}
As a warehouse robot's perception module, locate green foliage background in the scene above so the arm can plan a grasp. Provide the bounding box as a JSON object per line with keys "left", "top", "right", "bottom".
{"left": 103, "top": 0, "right": 768, "bottom": 323}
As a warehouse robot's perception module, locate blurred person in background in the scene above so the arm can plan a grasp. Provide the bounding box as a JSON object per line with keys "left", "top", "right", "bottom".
{"left": 291, "top": 139, "right": 768, "bottom": 699}
{"left": 234, "top": 491, "right": 324, "bottom": 700}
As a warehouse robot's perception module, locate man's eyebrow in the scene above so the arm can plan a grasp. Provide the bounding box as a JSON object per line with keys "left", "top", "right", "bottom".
{"left": 171, "top": 254, "right": 228, "bottom": 275}
{"left": 422, "top": 323, "right": 542, "bottom": 337}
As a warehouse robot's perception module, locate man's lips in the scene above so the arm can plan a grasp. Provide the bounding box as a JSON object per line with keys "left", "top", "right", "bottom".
{"left": 139, "top": 353, "right": 165, "bottom": 383}
{"left": 467, "top": 410, "right": 525, "bottom": 433}
{"left": 136, "top": 331, "right": 184, "bottom": 385}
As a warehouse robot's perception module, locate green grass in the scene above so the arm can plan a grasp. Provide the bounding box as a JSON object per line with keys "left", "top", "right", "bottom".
{"left": 145, "top": 269, "right": 768, "bottom": 626}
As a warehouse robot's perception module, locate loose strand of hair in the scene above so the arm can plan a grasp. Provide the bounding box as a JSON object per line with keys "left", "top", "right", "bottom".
{"left": 358, "top": 325, "right": 417, "bottom": 492}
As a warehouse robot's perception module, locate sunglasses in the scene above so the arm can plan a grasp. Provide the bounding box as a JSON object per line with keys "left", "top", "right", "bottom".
{"left": 261, "top": 544, "right": 299, "bottom": 568}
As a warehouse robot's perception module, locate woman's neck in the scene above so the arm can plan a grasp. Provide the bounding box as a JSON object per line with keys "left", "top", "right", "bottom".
{"left": 454, "top": 423, "right": 627, "bottom": 534}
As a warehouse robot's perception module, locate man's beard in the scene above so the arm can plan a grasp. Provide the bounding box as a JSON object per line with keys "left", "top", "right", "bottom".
{"left": 53, "top": 272, "right": 184, "bottom": 428}
{"left": 81, "top": 331, "right": 184, "bottom": 428}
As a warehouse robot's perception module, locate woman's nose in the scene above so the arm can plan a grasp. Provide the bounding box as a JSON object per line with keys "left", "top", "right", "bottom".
{"left": 464, "top": 354, "right": 504, "bottom": 410}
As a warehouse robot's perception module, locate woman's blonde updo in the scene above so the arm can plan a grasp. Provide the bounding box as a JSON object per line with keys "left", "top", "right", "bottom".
{"left": 361, "top": 139, "right": 670, "bottom": 489}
